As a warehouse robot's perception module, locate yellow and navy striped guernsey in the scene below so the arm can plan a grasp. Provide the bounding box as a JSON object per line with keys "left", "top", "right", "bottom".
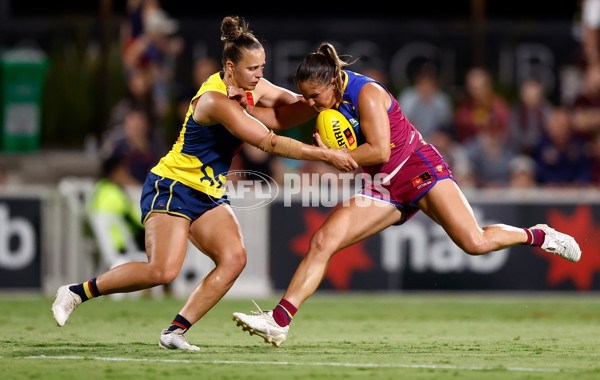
{"left": 151, "top": 72, "right": 253, "bottom": 199}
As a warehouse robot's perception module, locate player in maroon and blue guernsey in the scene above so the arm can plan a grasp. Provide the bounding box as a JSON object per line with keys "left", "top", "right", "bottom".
{"left": 232, "top": 42, "right": 582, "bottom": 348}
{"left": 333, "top": 69, "right": 450, "bottom": 216}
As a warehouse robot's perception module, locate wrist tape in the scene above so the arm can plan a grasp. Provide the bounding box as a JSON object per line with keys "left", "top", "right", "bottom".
{"left": 258, "top": 130, "right": 304, "bottom": 159}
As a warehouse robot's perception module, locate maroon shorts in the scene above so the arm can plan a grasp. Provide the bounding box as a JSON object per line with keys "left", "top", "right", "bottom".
{"left": 359, "top": 144, "right": 455, "bottom": 224}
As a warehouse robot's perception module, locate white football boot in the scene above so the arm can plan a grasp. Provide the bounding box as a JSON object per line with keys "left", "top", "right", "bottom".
{"left": 158, "top": 329, "right": 200, "bottom": 351}
{"left": 232, "top": 301, "right": 289, "bottom": 347}
{"left": 533, "top": 224, "right": 581, "bottom": 263}
{"left": 51, "top": 284, "right": 82, "bottom": 327}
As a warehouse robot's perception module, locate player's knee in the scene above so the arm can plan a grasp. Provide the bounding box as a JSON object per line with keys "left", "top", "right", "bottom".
{"left": 459, "top": 237, "right": 490, "bottom": 256}
{"left": 307, "top": 229, "right": 337, "bottom": 262}
{"left": 147, "top": 265, "right": 179, "bottom": 286}
{"left": 217, "top": 247, "right": 247, "bottom": 279}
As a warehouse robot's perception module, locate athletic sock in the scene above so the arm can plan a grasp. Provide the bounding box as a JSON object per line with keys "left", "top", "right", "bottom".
{"left": 167, "top": 314, "right": 192, "bottom": 333}
{"left": 272, "top": 298, "right": 297, "bottom": 327}
{"left": 523, "top": 228, "right": 546, "bottom": 247}
{"left": 69, "top": 278, "right": 101, "bottom": 302}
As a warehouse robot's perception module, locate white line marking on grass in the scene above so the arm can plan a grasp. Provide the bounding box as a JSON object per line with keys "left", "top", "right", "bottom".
{"left": 14, "top": 355, "right": 563, "bottom": 373}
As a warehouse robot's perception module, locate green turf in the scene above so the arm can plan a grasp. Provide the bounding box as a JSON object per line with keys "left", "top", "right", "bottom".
{"left": 1, "top": 292, "right": 599, "bottom": 379}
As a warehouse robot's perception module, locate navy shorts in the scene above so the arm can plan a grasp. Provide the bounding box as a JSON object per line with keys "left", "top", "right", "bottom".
{"left": 140, "top": 172, "right": 230, "bottom": 224}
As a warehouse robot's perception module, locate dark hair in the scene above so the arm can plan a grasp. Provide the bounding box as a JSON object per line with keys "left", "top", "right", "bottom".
{"left": 101, "top": 152, "right": 128, "bottom": 178}
{"left": 220, "top": 16, "right": 262, "bottom": 67}
{"left": 295, "top": 43, "right": 353, "bottom": 100}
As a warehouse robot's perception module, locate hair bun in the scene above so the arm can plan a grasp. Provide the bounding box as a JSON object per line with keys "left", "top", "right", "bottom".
{"left": 219, "top": 16, "right": 261, "bottom": 66}
{"left": 221, "top": 16, "right": 247, "bottom": 42}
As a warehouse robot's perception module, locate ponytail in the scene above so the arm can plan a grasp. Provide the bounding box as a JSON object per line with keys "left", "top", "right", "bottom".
{"left": 296, "top": 43, "right": 353, "bottom": 100}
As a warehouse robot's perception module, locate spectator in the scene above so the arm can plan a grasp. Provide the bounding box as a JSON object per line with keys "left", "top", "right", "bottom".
{"left": 88, "top": 152, "right": 145, "bottom": 253}
{"left": 454, "top": 67, "right": 511, "bottom": 144}
{"left": 111, "top": 108, "right": 162, "bottom": 184}
{"left": 121, "top": 0, "right": 184, "bottom": 120}
{"left": 581, "top": 0, "right": 600, "bottom": 67}
{"left": 103, "top": 66, "right": 160, "bottom": 153}
{"left": 398, "top": 62, "right": 453, "bottom": 142}
{"left": 464, "top": 121, "right": 517, "bottom": 188}
{"left": 176, "top": 56, "right": 221, "bottom": 125}
{"left": 509, "top": 155, "right": 537, "bottom": 189}
{"left": 508, "top": 78, "right": 552, "bottom": 156}
{"left": 193, "top": 56, "right": 221, "bottom": 88}
{"left": 532, "top": 107, "right": 593, "bottom": 187}
{"left": 427, "top": 127, "right": 474, "bottom": 188}
{"left": 571, "top": 63, "right": 600, "bottom": 138}
{"left": 589, "top": 132, "right": 600, "bottom": 185}
{"left": 361, "top": 67, "right": 390, "bottom": 88}
{"left": 121, "top": 0, "right": 182, "bottom": 74}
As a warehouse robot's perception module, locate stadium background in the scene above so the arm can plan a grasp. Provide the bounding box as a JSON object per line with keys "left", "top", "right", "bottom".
{"left": 0, "top": 1, "right": 598, "bottom": 299}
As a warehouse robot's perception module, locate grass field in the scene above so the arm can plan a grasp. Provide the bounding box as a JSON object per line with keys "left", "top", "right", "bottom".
{"left": 1, "top": 292, "right": 599, "bottom": 379}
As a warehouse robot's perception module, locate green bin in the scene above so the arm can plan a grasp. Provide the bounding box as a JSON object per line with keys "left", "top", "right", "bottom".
{"left": 1, "top": 48, "right": 48, "bottom": 152}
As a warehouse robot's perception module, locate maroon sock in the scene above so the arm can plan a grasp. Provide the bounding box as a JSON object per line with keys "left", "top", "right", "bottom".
{"left": 523, "top": 228, "right": 546, "bottom": 247}
{"left": 272, "top": 298, "right": 297, "bottom": 327}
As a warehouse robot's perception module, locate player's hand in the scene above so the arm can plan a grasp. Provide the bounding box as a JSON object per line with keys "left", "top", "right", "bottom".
{"left": 314, "top": 130, "right": 357, "bottom": 172}
{"left": 313, "top": 130, "right": 326, "bottom": 148}
{"left": 325, "top": 147, "right": 358, "bottom": 173}
{"left": 227, "top": 86, "right": 248, "bottom": 109}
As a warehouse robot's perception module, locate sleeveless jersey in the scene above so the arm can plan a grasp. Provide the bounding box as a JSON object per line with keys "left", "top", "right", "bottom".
{"left": 334, "top": 70, "right": 425, "bottom": 180}
{"left": 150, "top": 72, "right": 253, "bottom": 198}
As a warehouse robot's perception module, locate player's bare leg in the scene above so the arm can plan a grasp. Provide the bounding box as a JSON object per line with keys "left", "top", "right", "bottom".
{"left": 417, "top": 179, "right": 580, "bottom": 261}
{"left": 416, "top": 179, "right": 527, "bottom": 254}
{"left": 233, "top": 196, "right": 403, "bottom": 346}
{"left": 52, "top": 213, "right": 189, "bottom": 327}
{"left": 160, "top": 204, "right": 246, "bottom": 350}
{"left": 177, "top": 204, "right": 246, "bottom": 323}
{"left": 97, "top": 213, "right": 190, "bottom": 293}
{"left": 283, "top": 196, "right": 403, "bottom": 308}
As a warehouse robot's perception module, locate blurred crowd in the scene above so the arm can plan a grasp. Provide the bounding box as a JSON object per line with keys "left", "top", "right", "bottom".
{"left": 96, "top": 0, "right": 600, "bottom": 194}
{"left": 395, "top": 63, "right": 598, "bottom": 190}
{"left": 98, "top": 0, "right": 182, "bottom": 188}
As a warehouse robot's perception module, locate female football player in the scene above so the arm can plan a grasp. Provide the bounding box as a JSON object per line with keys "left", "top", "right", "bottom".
{"left": 232, "top": 42, "right": 582, "bottom": 347}
{"left": 51, "top": 17, "right": 356, "bottom": 350}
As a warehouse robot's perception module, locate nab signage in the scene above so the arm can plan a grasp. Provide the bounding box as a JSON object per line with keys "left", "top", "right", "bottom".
{"left": 0, "top": 199, "right": 41, "bottom": 289}
{"left": 269, "top": 200, "right": 598, "bottom": 291}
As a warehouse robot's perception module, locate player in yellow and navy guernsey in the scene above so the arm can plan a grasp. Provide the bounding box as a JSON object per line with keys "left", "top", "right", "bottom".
{"left": 232, "top": 42, "right": 582, "bottom": 348}
{"left": 143, "top": 71, "right": 248, "bottom": 221}
{"left": 51, "top": 17, "right": 356, "bottom": 351}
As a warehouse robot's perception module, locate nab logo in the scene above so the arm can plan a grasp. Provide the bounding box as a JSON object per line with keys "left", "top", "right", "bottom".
{"left": 0, "top": 204, "right": 36, "bottom": 270}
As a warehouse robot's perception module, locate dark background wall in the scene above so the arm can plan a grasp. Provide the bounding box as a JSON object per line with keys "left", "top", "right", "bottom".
{"left": 0, "top": 1, "right": 587, "bottom": 149}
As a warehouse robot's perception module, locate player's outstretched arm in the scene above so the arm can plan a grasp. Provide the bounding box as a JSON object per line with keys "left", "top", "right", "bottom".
{"left": 228, "top": 82, "right": 317, "bottom": 131}
{"left": 202, "top": 91, "right": 357, "bottom": 172}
